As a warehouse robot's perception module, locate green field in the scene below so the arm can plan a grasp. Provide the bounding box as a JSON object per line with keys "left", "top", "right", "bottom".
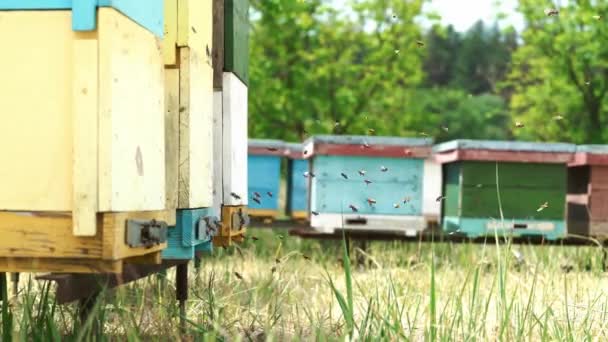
{"left": 2, "top": 228, "right": 608, "bottom": 341}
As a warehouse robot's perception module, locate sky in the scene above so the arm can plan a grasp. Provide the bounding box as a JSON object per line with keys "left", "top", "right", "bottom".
{"left": 423, "top": 0, "right": 525, "bottom": 32}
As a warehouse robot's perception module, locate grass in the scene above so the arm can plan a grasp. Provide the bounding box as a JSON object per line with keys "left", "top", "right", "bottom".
{"left": 1, "top": 228, "right": 608, "bottom": 340}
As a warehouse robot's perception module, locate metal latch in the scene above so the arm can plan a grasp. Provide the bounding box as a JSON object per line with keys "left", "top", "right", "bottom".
{"left": 231, "top": 208, "right": 249, "bottom": 231}
{"left": 126, "top": 219, "right": 168, "bottom": 248}
{"left": 196, "top": 216, "right": 221, "bottom": 241}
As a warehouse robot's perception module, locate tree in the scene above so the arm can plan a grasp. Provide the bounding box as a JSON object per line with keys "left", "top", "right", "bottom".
{"left": 506, "top": 0, "right": 608, "bottom": 143}
{"left": 248, "top": 0, "right": 428, "bottom": 142}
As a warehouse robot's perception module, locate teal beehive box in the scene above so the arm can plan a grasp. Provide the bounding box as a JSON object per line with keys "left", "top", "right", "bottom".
{"left": 163, "top": 208, "right": 218, "bottom": 260}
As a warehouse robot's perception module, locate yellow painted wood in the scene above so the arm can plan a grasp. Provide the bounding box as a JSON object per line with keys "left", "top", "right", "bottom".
{"left": 213, "top": 205, "right": 246, "bottom": 247}
{"left": 0, "top": 258, "right": 122, "bottom": 274}
{"left": 248, "top": 209, "right": 279, "bottom": 218}
{"left": 291, "top": 211, "right": 308, "bottom": 220}
{"left": 165, "top": 68, "right": 180, "bottom": 211}
{"left": 177, "top": 0, "right": 213, "bottom": 67}
{"left": 178, "top": 47, "right": 214, "bottom": 209}
{"left": 0, "top": 11, "right": 73, "bottom": 211}
{"left": 98, "top": 8, "right": 166, "bottom": 212}
{"left": 163, "top": 0, "right": 178, "bottom": 65}
{"left": 124, "top": 251, "right": 162, "bottom": 265}
{"left": 72, "top": 32, "right": 99, "bottom": 237}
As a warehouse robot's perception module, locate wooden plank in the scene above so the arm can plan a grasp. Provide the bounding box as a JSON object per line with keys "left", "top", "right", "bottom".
{"left": 435, "top": 149, "right": 573, "bottom": 164}
{"left": 177, "top": 0, "right": 213, "bottom": 67}
{"left": 165, "top": 68, "right": 180, "bottom": 211}
{"left": 0, "top": 11, "right": 73, "bottom": 211}
{"left": 178, "top": 47, "right": 214, "bottom": 208}
{"left": 589, "top": 190, "right": 608, "bottom": 221}
{"left": 590, "top": 166, "right": 608, "bottom": 189}
{"left": 163, "top": 0, "right": 178, "bottom": 65}
{"left": 423, "top": 159, "right": 442, "bottom": 218}
{"left": 212, "top": 91, "right": 224, "bottom": 215}
{"left": 72, "top": 32, "right": 99, "bottom": 236}
{"left": 567, "top": 194, "right": 590, "bottom": 206}
{"left": 0, "top": 212, "right": 102, "bottom": 259}
{"left": 98, "top": 8, "right": 166, "bottom": 212}
{"left": 0, "top": 258, "right": 122, "bottom": 274}
{"left": 101, "top": 210, "right": 172, "bottom": 260}
{"left": 124, "top": 251, "right": 162, "bottom": 265}
{"left": 311, "top": 144, "right": 431, "bottom": 158}
{"left": 212, "top": 0, "right": 225, "bottom": 88}
{"left": 224, "top": 0, "right": 249, "bottom": 84}
{"left": 222, "top": 73, "right": 248, "bottom": 205}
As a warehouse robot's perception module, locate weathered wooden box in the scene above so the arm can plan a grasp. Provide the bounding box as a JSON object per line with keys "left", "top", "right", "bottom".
{"left": 567, "top": 145, "right": 608, "bottom": 238}
{"left": 285, "top": 143, "right": 310, "bottom": 221}
{"left": 434, "top": 140, "right": 576, "bottom": 240}
{"left": 304, "top": 135, "right": 433, "bottom": 236}
{"left": 0, "top": 3, "right": 170, "bottom": 273}
{"left": 162, "top": 0, "right": 216, "bottom": 259}
{"left": 247, "top": 140, "right": 285, "bottom": 220}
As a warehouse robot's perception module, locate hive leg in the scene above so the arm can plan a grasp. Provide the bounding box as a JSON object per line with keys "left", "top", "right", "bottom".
{"left": 78, "top": 291, "right": 101, "bottom": 336}
{"left": 176, "top": 262, "right": 189, "bottom": 335}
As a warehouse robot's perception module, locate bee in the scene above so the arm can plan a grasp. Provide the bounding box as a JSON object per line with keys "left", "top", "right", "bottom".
{"left": 593, "top": 15, "right": 602, "bottom": 20}
{"left": 267, "top": 191, "right": 273, "bottom": 197}
{"left": 304, "top": 149, "right": 309, "bottom": 155}
{"left": 544, "top": 8, "right": 559, "bottom": 16}
{"left": 364, "top": 179, "right": 372, "bottom": 185}
{"left": 271, "top": 266, "right": 277, "bottom": 274}
{"left": 303, "top": 171, "right": 316, "bottom": 178}
{"left": 362, "top": 141, "right": 371, "bottom": 149}
{"left": 380, "top": 166, "right": 388, "bottom": 172}
{"left": 302, "top": 255, "right": 311, "bottom": 260}
{"left": 191, "top": 26, "right": 197, "bottom": 33}
{"left": 537, "top": 202, "right": 549, "bottom": 212}
{"left": 277, "top": 234, "right": 284, "bottom": 240}
{"left": 311, "top": 211, "right": 320, "bottom": 216}
{"left": 403, "top": 196, "right": 411, "bottom": 204}
{"left": 393, "top": 203, "right": 400, "bottom": 208}
{"left": 275, "top": 258, "right": 281, "bottom": 264}
{"left": 395, "top": 49, "right": 400, "bottom": 54}
{"left": 436, "top": 195, "right": 446, "bottom": 202}
{"left": 441, "top": 126, "right": 449, "bottom": 132}
{"left": 251, "top": 236, "right": 259, "bottom": 241}
{"left": 334, "top": 121, "right": 340, "bottom": 127}
{"left": 419, "top": 132, "right": 429, "bottom": 137}
{"left": 230, "top": 192, "right": 241, "bottom": 200}
{"left": 367, "top": 198, "right": 377, "bottom": 206}
{"left": 179, "top": 106, "right": 186, "bottom": 113}
{"left": 341, "top": 173, "right": 349, "bottom": 179}
{"left": 254, "top": 192, "right": 262, "bottom": 198}
{"left": 553, "top": 115, "right": 564, "bottom": 121}
{"left": 252, "top": 197, "right": 261, "bottom": 205}
{"left": 349, "top": 204, "right": 359, "bottom": 212}
{"left": 358, "top": 170, "right": 366, "bottom": 176}
{"left": 515, "top": 121, "right": 525, "bottom": 128}
{"left": 416, "top": 40, "right": 425, "bottom": 47}
{"left": 267, "top": 147, "right": 279, "bottom": 152}
{"left": 368, "top": 128, "right": 376, "bottom": 135}
{"left": 234, "top": 272, "right": 243, "bottom": 280}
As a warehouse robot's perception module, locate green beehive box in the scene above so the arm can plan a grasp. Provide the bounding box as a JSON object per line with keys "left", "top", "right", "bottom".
{"left": 434, "top": 140, "right": 576, "bottom": 240}
{"left": 225, "top": 0, "right": 249, "bottom": 85}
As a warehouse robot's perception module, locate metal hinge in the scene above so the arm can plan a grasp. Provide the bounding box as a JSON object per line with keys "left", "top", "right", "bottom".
{"left": 196, "top": 216, "right": 221, "bottom": 241}
{"left": 126, "top": 219, "right": 168, "bottom": 248}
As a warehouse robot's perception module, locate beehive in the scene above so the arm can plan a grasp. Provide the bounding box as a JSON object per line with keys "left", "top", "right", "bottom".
{"left": 567, "top": 145, "right": 608, "bottom": 238}
{"left": 161, "top": 0, "right": 217, "bottom": 260}
{"left": 434, "top": 140, "right": 576, "bottom": 240}
{"left": 211, "top": 0, "right": 250, "bottom": 247}
{"left": 285, "top": 143, "right": 310, "bottom": 221}
{"left": 0, "top": 2, "right": 170, "bottom": 273}
{"left": 304, "top": 135, "right": 433, "bottom": 236}
{"left": 247, "top": 140, "right": 285, "bottom": 220}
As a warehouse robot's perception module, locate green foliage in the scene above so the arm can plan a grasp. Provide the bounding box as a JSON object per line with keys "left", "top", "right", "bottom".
{"left": 506, "top": 0, "right": 608, "bottom": 143}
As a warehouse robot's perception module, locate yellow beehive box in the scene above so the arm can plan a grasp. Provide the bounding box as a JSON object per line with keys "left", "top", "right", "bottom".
{"left": 0, "top": 8, "right": 170, "bottom": 273}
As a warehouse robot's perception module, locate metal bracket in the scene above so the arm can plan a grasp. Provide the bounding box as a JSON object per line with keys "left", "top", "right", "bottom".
{"left": 196, "top": 216, "right": 221, "bottom": 241}
{"left": 126, "top": 219, "right": 168, "bottom": 248}
{"left": 231, "top": 208, "right": 250, "bottom": 231}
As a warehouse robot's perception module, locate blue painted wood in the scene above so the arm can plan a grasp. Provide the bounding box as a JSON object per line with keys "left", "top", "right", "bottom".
{"left": 576, "top": 145, "right": 608, "bottom": 154}
{"left": 0, "top": 0, "right": 163, "bottom": 36}
{"left": 162, "top": 208, "right": 214, "bottom": 260}
{"left": 307, "top": 135, "right": 432, "bottom": 147}
{"left": 288, "top": 159, "right": 309, "bottom": 214}
{"left": 442, "top": 216, "right": 566, "bottom": 240}
{"left": 247, "top": 155, "right": 281, "bottom": 211}
{"left": 434, "top": 139, "right": 576, "bottom": 153}
{"left": 310, "top": 156, "right": 424, "bottom": 215}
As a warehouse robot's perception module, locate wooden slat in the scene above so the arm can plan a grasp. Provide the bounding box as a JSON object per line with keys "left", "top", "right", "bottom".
{"left": 165, "top": 68, "right": 180, "bottom": 211}
{"left": 590, "top": 166, "right": 608, "bottom": 189}
{"left": 177, "top": 0, "right": 213, "bottom": 64}
{"left": 567, "top": 194, "right": 590, "bottom": 206}
{"left": 72, "top": 32, "right": 99, "bottom": 236}
{"left": 124, "top": 251, "right": 162, "bottom": 265}
{"left": 162, "top": 0, "right": 178, "bottom": 65}
{"left": 435, "top": 149, "right": 573, "bottom": 164}
{"left": 98, "top": 8, "right": 165, "bottom": 212}
{"left": 0, "top": 257, "right": 122, "bottom": 274}
{"left": 589, "top": 191, "right": 608, "bottom": 221}
{"left": 212, "top": 91, "right": 224, "bottom": 215}
{"left": 212, "top": 0, "right": 225, "bottom": 89}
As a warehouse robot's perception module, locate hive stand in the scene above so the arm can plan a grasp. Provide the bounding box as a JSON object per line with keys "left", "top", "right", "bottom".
{"left": 248, "top": 140, "right": 287, "bottom": 222}
{"left": 285, "top": 143, "right": 311, "bottom": 222}
{"left": 303, "top": 135, "right": 434, "bottom": 236}
{"left": 434, "top": 140, "right": 576, "bottom": 240}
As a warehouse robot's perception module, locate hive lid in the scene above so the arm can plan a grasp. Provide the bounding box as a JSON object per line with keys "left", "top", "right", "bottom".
{"left": 434, "top": 139, "right": 576, "bottom": 153}
{"left": 576, "top": 145, "right": 608, "bottom": 154}
{"left": 284, "top": 143, "right": 305, "bottom": 159}
{"left": 570, "top": 145, "right": 608, "bottom": 166}
{"left": 304, "top": 135, "right": 433, "bottom": 158}
{"left": 434, "top": 139, "right": 575, "bottom": 164}
{"left": 248, "top": 139, "right": 286, "bottom": 155}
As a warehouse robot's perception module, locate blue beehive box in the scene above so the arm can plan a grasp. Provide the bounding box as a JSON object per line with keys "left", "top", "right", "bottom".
{"left": 163, "top": 208, "right": 218, "bottom": 260}
{"left": 304, "top": 135, "right": 433, "bottom": 235}
{"left": 285, "top": 143, "right": 309, "bottom": 220}
{"left": 247, "top": 139, "right": 286, "bottom": 220}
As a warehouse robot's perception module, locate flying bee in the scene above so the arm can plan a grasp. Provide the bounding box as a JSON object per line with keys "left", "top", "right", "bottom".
{"left": 252, "top": 197, "right": 261, "bottom": 205}
{"left": 380, "top": 166, "right": 388, "bottom": 172}
{"left": 341, "top": 172, "right": 349, "bottom": 179}
{"left": 403, "top": 196, "right": 411, "bottom": 204}
{"left": 368, "top": 128, "right": 376, "bottom": 135}
{"left": 364, "top": 179, "right": 372, "bottom": 185}
{"left": 311, "top": 211, "right": 319, "bottom": 216}
{"left": 234, "top": 272, "right": 243, "bottom": 280}
{"left": 358, "top": 170, "right": 366, "bottom": 176}
{"left": 553, "top": 115, "right": 564, "bottom": 121}
{"left": 349, "top": 204, "right": 359, "bottom": 212}
{"left": 436, "top": 195, "right": 446, "bottom": 202}
{"left": 515, "top": 121, "right": 525, "bottom": 128}
{"left": 230, "top": 192, "right": 241, "bottom": 200}
{"left": 266, "top": 147, "right": 279, "bottom": 152}
{"left": 544, "top": 8, "right": 559, "bottom": 16}
{"left": 367, "top": 198, "right": 377, "bottom": 206}
{"left": 253, "top": 192, "right": 262, "bottom": 198}
{"left": 537, "top": 202, "right": 549, "bottom": 212}
{"left": 267, "top": 191, "right": 273, "bottom": 197}
{"left": 416, "top": 40, "right": 425, "bottom": 47}
{"left": 393, "top": 203, "right": 400, "bottom": 208}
